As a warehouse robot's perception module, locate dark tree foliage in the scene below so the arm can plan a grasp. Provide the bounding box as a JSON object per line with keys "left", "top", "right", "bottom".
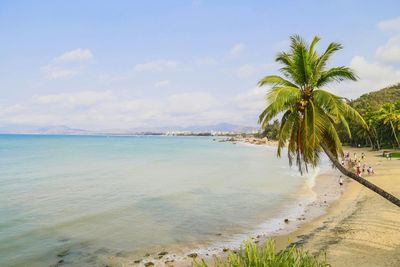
{"left": 258, "top": 119, "right": 280, "bottom": 140}
{"left": 338, "top": 84, "right": 400, "bottom": 149}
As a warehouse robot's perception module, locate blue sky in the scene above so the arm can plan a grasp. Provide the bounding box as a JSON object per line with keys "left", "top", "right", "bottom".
{"left": 1, "top": 0, "right": 400, "bottom": 130}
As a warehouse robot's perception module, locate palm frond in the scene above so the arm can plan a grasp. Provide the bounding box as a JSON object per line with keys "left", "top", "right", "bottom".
{"left": 315, "top": 42, "right": 343, "bottom": 71}
{"left": 309, "top": 36, "right": 320, "bottom": 56}
{"left": 277, "top": 110, "right": 294, "bottom": 158}
{"left": 290, "top": 35, "right": 311, "bottom": 86}
{"left": 258, "top": 86, "right": 300, "bottom": 127}
{"left": 258, "top": 75, "right": 298, "bottom": 88}
{"left": 316, "top": 67, "right": 357, "bottom": 87}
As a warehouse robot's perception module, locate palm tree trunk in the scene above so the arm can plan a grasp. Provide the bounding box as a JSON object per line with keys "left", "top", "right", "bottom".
{"left": 367, "top": 136, "right": 374, "bottom": 150}
{"left": 374, "top": 128, "right": 381, "bottom": 150}
{"left": 321, "top": 144, "right": 400, "bottom": 207}
{"left": 377, "top": 134, "right": 382, "bottom": 150}
{"left": 370, "top": 130, "right": 380, "bottom": 150}
{"left": 389, "top": 120, "right": 400, "bottom": 149}
{"left": 375, "top": 137, "right": 381, "bottom": 150}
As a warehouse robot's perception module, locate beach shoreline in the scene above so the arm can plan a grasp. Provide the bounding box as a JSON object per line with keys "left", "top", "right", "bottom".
{"left": 107, "top": 140, "right": 337, "bottom": 267}
{"left": 108, "top": 170, "right": 338, "bottom": 267}
{"left": 107, "top": 145, "right": 400, "bottom": 267}
{"left": 271, "top": 147, "right": 400, "bottom": 267}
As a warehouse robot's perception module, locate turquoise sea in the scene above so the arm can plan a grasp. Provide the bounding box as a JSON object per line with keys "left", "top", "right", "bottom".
{"left": 0, "top": 135, "right": 319, "bottom": 266}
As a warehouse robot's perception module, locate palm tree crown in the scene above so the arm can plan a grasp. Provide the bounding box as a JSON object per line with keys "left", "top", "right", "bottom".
{"left": 258, "top": 35, "right": 367, "bottom": 174}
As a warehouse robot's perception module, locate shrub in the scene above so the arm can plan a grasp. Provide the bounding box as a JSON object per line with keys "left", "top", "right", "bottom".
{"left": 194, "top": 239, "right": 328, "bottom": 267}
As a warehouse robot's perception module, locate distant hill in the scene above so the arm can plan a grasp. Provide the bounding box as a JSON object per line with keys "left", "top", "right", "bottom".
{"left": 350, "top": 83, "right": 400, "bottom": 114}
{"left": 0, "top": 125, "right": 91, "bottom": 135}
{"left": 35, "top": 125, "right": 91, "bottom": 135}
{"left": 340, "top": 83, "right": 400, "bottom": 148}
{"left": 0, "top": 123, "right": 258, "bottom": 135}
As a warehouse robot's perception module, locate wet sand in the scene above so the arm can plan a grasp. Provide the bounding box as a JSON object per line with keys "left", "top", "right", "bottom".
{"left": 274, "top": 147, "right": 400, "bottom": 267}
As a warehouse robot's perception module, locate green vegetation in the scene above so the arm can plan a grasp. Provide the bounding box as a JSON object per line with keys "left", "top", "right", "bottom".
{"left": 256, "top": 119, "right": 280, "bottom": 140}
{"left": 389, "top": 152, "right": 400, "bottom": 158}
{"left": 257, "top": 84, "right": 400, "bottom": 149}
{"left": 194, "top": 240, "right": 328, "bottom": 267}
{"left": 339, "top": 84, "right": 400, "bottom": 149}
{"left": 258, "top": 35, "right": 400, "bottom": 206}
{"left": 258, "top": 35, "right": 365, "bottom": 173}
{"left": 351, "top": 84, "right": 400, "bottom": 113}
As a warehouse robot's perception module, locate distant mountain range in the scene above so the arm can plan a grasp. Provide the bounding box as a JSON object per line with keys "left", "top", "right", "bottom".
{"left": 0, "top": 123, "right": 259, "bottom": 135}
{"left": 0, "top": 125, "right": 91, "bottom": 135}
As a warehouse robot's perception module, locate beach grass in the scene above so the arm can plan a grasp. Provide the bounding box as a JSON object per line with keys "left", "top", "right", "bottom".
{"left": 194, "top": 239, "right": 328, "bottom": 267}
{"left": 390, "top": 152, "right": 400, "bottom": 158}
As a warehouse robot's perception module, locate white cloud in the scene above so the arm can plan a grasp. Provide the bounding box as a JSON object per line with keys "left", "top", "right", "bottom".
{"left": 55, "top": 48, "right": 93, "bottom": 63}
{"left": 233, "top": 86, "right": 266, "bottom": 112}
{"left": 42, "top": 48, "right": 93, "bottom": 80}
{"left": 375, "top": 36, "right": 400, "bottom": 62}
{"left": 27, "top": 91, "right": 220, "bottom": 127}
{"left": 1, "top": 114, "right": 54, "bottom": 126}
{"left": 34, "top": 90, "right": 114, "bottom": 107}
{"left": 378, "top": 17, "right": 400, "bottom": 31}
{"left": 42, "top": 65, "right": 80, "bottom": 79}
{"left": 332, "top": 56, "right": 400, "bottom": 99}
{"left": 228, "top": 43, "right": 245, "bottom": 57}
{"left": 335, "top": 18, "right": 400, "bottom": 97}
{"left": 166, "top": 92, "right": 217, "bottom": 114}
{"left": 154, "top": 80, "right": 170, "bottom": 87}
{"left": 1, "top": 87, "right": 266, "bottom": 129}
{"left": 134, "top": 60, "right": 178, "bottom": 72}
{"left": 0, "top": 104, "right": 25, "bottom": 116}
{"left": 350, "top": 56, "right": 400, "bottom": 84}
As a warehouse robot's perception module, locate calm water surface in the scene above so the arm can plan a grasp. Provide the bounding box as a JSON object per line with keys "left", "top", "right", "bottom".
{"left": 0, "top": 135, "right": 318, "bottom": 266}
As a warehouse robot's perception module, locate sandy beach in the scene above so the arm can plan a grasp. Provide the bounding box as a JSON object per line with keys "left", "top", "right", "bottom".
{"left": 224, "top": 146, "right": 400, "bottom": 267}
{"left": 272, "top": 147, "right": 400, "bottom": 267}
{"left": 300, "top": 147, "right": 400, "bottom": 266}
{"left": 125, "top": 146, "right": 399, "bottom": 267}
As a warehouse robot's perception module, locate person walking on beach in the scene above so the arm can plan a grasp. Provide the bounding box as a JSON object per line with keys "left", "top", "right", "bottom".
{"left": 361, "top": 152, "right": 365, "bottom": 160}
{"left": 356, "top": 166, "right": 362, "bottom": 177}
{"left": 362, "top": 163, "right": 366, "bottom": 174}
{"left": 339, "top": 175, "right": 344, "bottom": 186}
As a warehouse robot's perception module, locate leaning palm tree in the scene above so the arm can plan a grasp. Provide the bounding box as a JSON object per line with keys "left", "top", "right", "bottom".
{"left": 258, "top": 35, "right": 400, "bottom": 207}
{"left": 374, "top": 103, "right": 400, "bottom": 149}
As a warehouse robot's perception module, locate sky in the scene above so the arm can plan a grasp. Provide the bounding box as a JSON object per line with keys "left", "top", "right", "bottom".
{"left": 1, "top": 0, "right": 400, "bottom": 130}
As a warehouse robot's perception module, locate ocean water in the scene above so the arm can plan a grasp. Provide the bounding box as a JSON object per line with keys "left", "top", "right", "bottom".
{"left": 0, "top": 135, "right": 318, "bottom": 266}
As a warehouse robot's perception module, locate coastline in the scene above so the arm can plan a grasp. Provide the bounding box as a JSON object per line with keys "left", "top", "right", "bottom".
{"left": 107, "top": 139, "right": 336, "bottom": 267}
{"left": 273, "top": 147, "right": 400, "bottom": 266}
{"left": 107, "top": 145, "right": 400, "bottom": 267}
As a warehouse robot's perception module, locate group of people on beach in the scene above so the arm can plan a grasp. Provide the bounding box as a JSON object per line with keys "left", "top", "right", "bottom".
{"left": 339, "top": 151, "right": 375, "bottom": 186}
